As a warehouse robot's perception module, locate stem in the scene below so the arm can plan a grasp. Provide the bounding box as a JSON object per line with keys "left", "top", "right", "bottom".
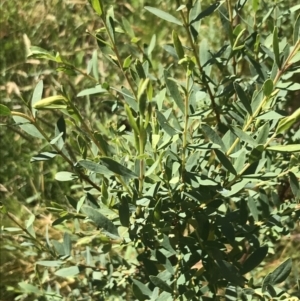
{"left": 179, "top": 10, "right": 220, "bottom": 124}
{"left": 181, "top": 75, "right": 191, "bottom": 183}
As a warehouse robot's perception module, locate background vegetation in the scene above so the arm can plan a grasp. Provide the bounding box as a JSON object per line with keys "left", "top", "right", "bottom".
{"left": 0, "top": 0, "right": 299, "bottom": 300}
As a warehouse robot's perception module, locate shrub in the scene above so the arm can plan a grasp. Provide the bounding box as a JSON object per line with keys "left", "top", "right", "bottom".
{"left": 1, "top": 0, "right": 300, "bottom": 300}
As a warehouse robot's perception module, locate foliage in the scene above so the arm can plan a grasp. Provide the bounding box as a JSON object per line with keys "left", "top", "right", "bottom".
{"left": 1, "top": 0, "right": 300, "bottom": 300}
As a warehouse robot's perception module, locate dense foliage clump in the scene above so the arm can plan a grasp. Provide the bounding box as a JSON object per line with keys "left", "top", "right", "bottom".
{"left": 1, "top": 0, "right": 300, "bottom": 300}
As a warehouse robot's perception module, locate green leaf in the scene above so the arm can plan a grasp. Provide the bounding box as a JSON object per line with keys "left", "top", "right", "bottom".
{"left": 233, "top": 149, "right": 246, "bottom": 174}
{"left": 202, "top": 124, "right": 227, "bottom": 152}
{"left": 77, "top": 160, "right": 114, "bottom": 176}
{"left": 215, "top": 149, "right": 237, "bottom": 175}
{"left": 164, "top": 70, "right": 185, "bottom": 114}
{"left": 248, "top": 145, "right": 264, "bottom": 164}
{"left": 263, "top": 79, "right": 274, "bottom": 97}
{"left": 18, "top": 282, "right": 42, "bottom": 295}
{"left": 189, "top": 0, "right": 201, "bottom": 31}
{"left": 267, "top": 144, "right": 300, "bottom": 153}
{"left": 55, "top": 266, "right": 80, "bottom": 278}
{"left": 119, "top": 199, "right": 130, "bottom": 227}
{"left": 257, "top": 111, "right": 284, "bottom": 120}
{"left": 13, "top": 116, "right": 44, "bottom": 139}
{"left": 115, "top": 87, "right": 138, "bottom": 112}
{"left": 28, "top": 46, "right": 58, "bottom": 61}
{"left": 0, "top": 104, "right": 11, "bottom": 116}
{"left": 122, "top": 17, "right": 135, "bottom": 37}
{"left": 52, "top": 240, "right": 65, "bottom": 255}
{"left": 276, "top": 107, "right": 300, "bottom": 134}
{"left": 190, "top": 1, "right": 221, "bottom": 24}
{"left": 81, "top": 205, "right": 119, "bottom": 238}
{"left": 156, "top": 111, "right": 178, "bottom": 136}
{"left": 55, "top": 171, "right": 77, "bottom": 182}
{"left": 31, "top": 80, "right": 43, "bottom": 118}
{"left": 233, "top": 82, "right": 252, "bottom": 115}
{"left": 30, "top": 151, "right": 57, "bottom": 163}
{"left": 63, "top": 232, "right": 71, "bottom": 256}
{"left": 89, "top": 0, "right": 103, "bottom": 16}
{"left": 33, "top": 95, "right": 67, "bottom": 110}
{"left": 256, "top": 122, "right": 270, "bottom": 144}
{"left": 273, "top": 27, "right": 281, "bottom": 68}
{"left": 231, "top": 126, "right": 257, "bottom": 146}
{"left": 36, "top": 261, "right": 64, "bottom": 267}
{"left": 294, "top": 13, "right": 300, "bottom": 45}
{"left": 106, "top": 15, "right": 115, "bottom": 42}
{"left": 262, "top": 258, "right": 292, "bottom": 292}
{"left": 56, "top": 115, "right": 66, "bottom": 142}
{"left": 172, "top": 30, "right": 184, "bottom": 60}
{"left": 149, "top": 275, "right": 172, "bottom": 293}
{"left": 199, "top": 38, "right": 212, "bottom": 75}
{"left": 77, "top": 85, "right": 107, "bottom": 97}
{"left": 144, "top": 6, "right": 183, "bottom": 26}
{"left": 289, "top": 172, "right": 300, "bottom": 199}
{"left": 132, "top": 279, "right": 152, "bottom": 300}
{"left": 216, "top": 260, "right": 245, "bottom": 287}
{"left": 147, "top": 34, "right": 156, "bottom": 56}
{"left": 222, "top": 179, "right": 249, "bottom": 197}
{"left": 100, "top": 157, "right": 138, "bottom": 179}
{"left": 125, "top": 104, "right": 139, "bottom": 135}
{"left": 248, "top": 197, "right": 259, "bottom": 222}
{"left": 240, "top": 245, "right": 268, "bottom": 274}
{"left": 219, "top": 218, "right": 235, "bottom": 244}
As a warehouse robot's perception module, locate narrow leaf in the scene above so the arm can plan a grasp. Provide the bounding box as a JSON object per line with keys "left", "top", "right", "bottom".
{"left": 273, "top": 27, "right": 281, "bottom": 68}
{"left": 55, "top": 171, "right": 77, "bottom": 182}
{"left": 31, "top": 80, "right": 43, "bottom": 118}
{"left": 77, "top": 85, "right": 107, "bottom": 97}
{"left": 81, "top": 205, "right": 119, "bottom": 238}
{"left": 294, "top": 13, "right": 300, "bottom": 45}
{"left": 119, "top": 199, "right": 130, "bottom": 227}
{"left": 89, "top": 0, "right": 103, "bottom": 16}
{"left": 247, "top": 197, "right": 259, "bottom": 222}
{"left": 36, "top": 261, "right": 63, "bottom": 267}
{"left": 231, "top": 126, "right": 257, "bottom": 146}
{"left": 164, "top": 70, "right": 185, "bottom": 113}
{"left": 77, "top": 160, "right": 114, "bottom": 175}
{"left": 202, "top": 124, "right": 227, "bottom": 152}
{"left": 156, "top": 111, "right": 178, "bottom": 136}
{"left": 33, "top": 95, "right": 67, "bottom": 110}
{"left": 240, "top": 245, "right": 268, "bottom": 274}
{"left": 190, "top": 1, "right": 221, "bottom": 24}
{"left": 262, "top": 258, "right": 292, "bottom": 292}
{"left": 13, "top": 116, "right": 44, "bottom": 139}
{"left": 276, "top": 107, "right": 300, "bottom": 134}
{"left": 144, "top": 6, "right": 183, "bottom": 26}
{"left": 149, "top": 275, "right": 172, "bottom": 293}
{"left": 172, "top": 30, "right": 184, "bottom": 59}
{"left": 234, "top": 82, "right": 252, "bottom": 115}
{"left": 267, "top": 144, "right": 300, "bottom": 153}
{"left": 0, "top": 104, "right": 11, "bottom": 116}
{"left": 55, "top": 266, "right": 80, "bottom": 278}
{"left": 216, "top": 260, "right": 245, "bottom": 286}
{"left": 289, "top": 172, "right": 300, "bottom": 199}
{"left": 215, "top": 149, "right": 237, "bottom": 175}
{"left": 100, "top": 157, "right": 138, "bottom": 178}
{"left": 30, "top": 151, "right": 57, "bottom": 162}
{"left": 132, "top": 279, "right": 152, "bottom": 300}
{"left": 263, "top": 79, "right": 274, "bottom": 97}
{"left": 28, "top": 46, "right": 57, "bottom": 61}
